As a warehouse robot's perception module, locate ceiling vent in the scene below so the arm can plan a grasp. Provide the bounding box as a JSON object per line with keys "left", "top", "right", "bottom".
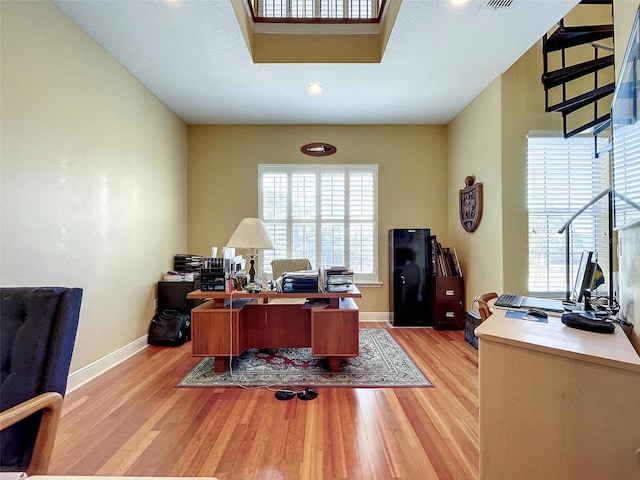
{"left": 478, "top": 0, "right": 516, "bottom": 9}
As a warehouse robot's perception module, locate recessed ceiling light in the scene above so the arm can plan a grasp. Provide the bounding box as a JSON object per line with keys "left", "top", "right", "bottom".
{"left": 450, "top": 0, "right": 469, "bottom": 6}
{"left": 308, "top": 83, "right": 323, "bottom": 95}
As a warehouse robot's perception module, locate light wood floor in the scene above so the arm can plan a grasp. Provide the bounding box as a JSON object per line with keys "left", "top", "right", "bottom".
{"left": 49, "top": 323, "right": 479, "bottom": 480}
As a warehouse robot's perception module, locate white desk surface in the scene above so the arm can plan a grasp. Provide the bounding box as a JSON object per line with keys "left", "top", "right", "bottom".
{"left": 28, "top": 477, "right": 217, "bottom": 480}
{"left": 0, "top": 474, "right": 26, "bottom": 480}
{"left": 475, "top": 306, "right": 640, "bottom": 373}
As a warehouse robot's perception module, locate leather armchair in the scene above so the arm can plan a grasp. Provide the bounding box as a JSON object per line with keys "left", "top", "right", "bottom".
{"left": 0, "top": 287, "right": 82, "bottom": 474}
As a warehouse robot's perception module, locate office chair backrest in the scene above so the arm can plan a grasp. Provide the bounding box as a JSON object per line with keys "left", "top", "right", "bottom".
{"left": 476, "top": 292, "right": 498, "bottom": 321}
{"left": 271, "top": 258, "right": 312, "bottom": 279}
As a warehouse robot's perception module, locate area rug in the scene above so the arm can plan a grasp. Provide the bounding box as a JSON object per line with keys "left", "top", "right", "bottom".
{"left": 177, "top": 328, "right": 432, "bottom": 388}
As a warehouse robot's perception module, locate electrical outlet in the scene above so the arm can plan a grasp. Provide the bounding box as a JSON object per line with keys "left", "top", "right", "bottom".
{"left": 154, "top": 298, "right": 158, "bottom": 310}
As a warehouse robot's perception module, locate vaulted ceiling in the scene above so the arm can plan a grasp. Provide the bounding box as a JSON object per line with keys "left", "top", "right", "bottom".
{"left": 53, "top": 0, "right": 579, "bottom": 125}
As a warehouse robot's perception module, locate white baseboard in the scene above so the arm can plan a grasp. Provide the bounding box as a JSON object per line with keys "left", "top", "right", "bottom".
{"left": 66, "top": 336, "right": 148, "bottom": 393}
{"left": 359, "top": 311, "right": 391, "bottom": 322}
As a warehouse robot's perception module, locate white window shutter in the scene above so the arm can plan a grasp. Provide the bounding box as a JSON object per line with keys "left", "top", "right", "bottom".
{"left": 260, "top": 164, "right": 378, "bottom": 283}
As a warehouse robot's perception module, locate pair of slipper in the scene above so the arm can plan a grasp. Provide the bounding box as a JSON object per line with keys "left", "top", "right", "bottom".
{"left": 275, "top": 388, "right": 318, "bottom": 401}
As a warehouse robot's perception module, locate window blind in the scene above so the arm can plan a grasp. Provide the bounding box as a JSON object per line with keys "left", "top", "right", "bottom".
{"left": 613, "top": 122, "right": 640, "bottom": 228}
{"left": 259, "top": 164, "right": 378, "bottom": 283}
{"left": 527, "top": 133, "right": 609, "bottom": 295}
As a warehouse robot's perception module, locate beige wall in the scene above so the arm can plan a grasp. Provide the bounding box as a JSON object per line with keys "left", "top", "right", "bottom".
{"left": 446, "top": 37, "right": 563, "bottom": 308}
{"left": 0, "top": 1, "right": 188, "bottom": 372}
{"left": 447, "top": 79, "right": 504, "bottom": 308}
{"left": 187, "top": 124, "right": 448, "bottom": 313}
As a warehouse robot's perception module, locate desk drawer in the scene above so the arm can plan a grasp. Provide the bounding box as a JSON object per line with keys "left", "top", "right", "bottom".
{"left": 311, "top": 305, "right": 359, "bottom": 356}
{"left": 433, "top": 276, "right": 464, "bottom": 301}
{"left": 433, "top": 301, "right": 464, "bottom": 330}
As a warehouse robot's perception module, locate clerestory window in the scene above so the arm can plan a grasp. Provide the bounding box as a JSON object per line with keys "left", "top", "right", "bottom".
{"left": 250, "top": 0, "right": 383, "bottom": 20}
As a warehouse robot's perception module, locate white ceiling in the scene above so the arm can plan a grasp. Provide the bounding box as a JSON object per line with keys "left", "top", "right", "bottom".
{"left": 52, "top": 0, "right": 579, "bottom": 125}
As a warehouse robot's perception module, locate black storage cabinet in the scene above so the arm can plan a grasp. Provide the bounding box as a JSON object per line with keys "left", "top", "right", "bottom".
{"left": 157, "top": 279, "right": 201, "bottom": 314}
{"left": 389, "top": 229, "right": 435, "bottom": 326}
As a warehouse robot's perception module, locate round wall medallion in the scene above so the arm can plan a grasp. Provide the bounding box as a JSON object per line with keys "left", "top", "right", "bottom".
{"left": 301, "top": 142, "right": 337, "bottom": 157}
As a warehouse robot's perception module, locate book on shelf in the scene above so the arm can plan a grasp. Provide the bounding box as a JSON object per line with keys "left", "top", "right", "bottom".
{"left": 434, "top": 243, "right": 462, "bottom": 277}
{"left": 443, "top": 247, "right": 462, "bottom": 277}
{"left": 452, "top": 248, "right": 462, "bottom": 276}
{"left": 429, "top": 236, "right": 439, "bottom": 276}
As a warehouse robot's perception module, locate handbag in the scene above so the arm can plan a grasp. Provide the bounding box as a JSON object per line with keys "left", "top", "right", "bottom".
{"left": 148, "top": 309, "right": 191, "bottom": 346}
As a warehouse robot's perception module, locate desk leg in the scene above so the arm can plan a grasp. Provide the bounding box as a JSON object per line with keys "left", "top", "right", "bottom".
{"left": 214, "top": 356, "right": 229, "bottom": 373}
{"left": 328, "top": 357, "right": 341, "bottom": 372}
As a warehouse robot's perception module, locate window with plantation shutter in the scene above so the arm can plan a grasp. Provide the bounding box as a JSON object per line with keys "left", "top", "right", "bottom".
{"left": 259, "top": 164, "right": 378, "bottom": 283}
{"left": 527, "top": 133, "right": 609, "bottom": 296}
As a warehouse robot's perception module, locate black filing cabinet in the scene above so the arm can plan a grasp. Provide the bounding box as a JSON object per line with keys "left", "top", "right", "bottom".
{"left": 157, "top": 279, "right": 201, "bottom": 314}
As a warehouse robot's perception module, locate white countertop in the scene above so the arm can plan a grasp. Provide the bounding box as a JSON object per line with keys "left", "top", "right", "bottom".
{"left": 475, "top": 307, "right": 640, "bottom": 373}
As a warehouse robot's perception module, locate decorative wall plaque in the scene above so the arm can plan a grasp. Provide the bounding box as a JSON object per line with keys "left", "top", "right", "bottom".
{"left": 459, "top": 176, "right": 483, "bottom": 233}
{"left": 301, "top": 142, "right": 337, "bottom": 157}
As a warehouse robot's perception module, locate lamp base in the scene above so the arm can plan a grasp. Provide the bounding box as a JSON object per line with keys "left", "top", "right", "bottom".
{"left": 248, "top": 255, "right": 256, "bottom": 283}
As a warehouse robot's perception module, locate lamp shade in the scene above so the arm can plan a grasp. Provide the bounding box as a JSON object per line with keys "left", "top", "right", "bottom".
{"left": 226, "top": 218, "right": 275, "bottom": 250}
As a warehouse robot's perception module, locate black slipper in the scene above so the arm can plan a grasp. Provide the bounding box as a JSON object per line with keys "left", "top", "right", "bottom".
{"left": 297, "top": 388, "right": 318, "bottom": 401}
{"left": 275, "top": 389, "right": 296, "bottom": 401}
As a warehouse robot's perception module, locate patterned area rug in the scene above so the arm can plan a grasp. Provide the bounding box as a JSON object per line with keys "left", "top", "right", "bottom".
{"left": 177, "top": 328, "right": 432, "bottom": 388}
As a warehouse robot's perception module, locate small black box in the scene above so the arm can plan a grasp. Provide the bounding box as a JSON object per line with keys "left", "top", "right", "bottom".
{"left": 200, "top": 258, "right": 226, "bottom": 292}
{"left": 200, "top": 268, "right": 225, "bottom": 291}
{"left": 464, "top": 310, "right": 481, "bottom": 349}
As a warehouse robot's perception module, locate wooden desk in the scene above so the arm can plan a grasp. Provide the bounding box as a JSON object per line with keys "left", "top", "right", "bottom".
{"left": 475, "top": 305, "right": 640, "bottom": 480}
{"left": 187, "top": 287, "right": 361, "bottom": 373}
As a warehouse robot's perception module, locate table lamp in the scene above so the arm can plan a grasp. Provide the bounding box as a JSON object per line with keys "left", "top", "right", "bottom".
{"left": 226, "top": 218, "right": 275, "bottom": 285}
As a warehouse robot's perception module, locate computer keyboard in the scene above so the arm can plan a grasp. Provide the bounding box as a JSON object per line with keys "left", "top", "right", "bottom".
{"left": 494, "top": 294, "right": 524, "bottom": 308}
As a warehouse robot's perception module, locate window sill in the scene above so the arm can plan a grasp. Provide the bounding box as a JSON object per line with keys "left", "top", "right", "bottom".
{"left": 355, "top": 281, "right": 383, "bottom": 288}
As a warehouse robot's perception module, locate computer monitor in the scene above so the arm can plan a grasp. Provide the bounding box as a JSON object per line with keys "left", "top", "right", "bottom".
{"left": 570, "top": 251, "right": 596, "bottom": 304}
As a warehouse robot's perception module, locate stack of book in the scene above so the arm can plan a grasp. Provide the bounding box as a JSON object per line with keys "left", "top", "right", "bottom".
{"left": 434, "top": 244, "right": 462, "bottom": 277}
{"left": 323, "top": 266, "right": 354, "bottom": 293}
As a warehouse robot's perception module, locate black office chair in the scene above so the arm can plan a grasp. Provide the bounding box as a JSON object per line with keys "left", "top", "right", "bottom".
{"left": 0, "top": 287, "right": 83, "bottom": 475}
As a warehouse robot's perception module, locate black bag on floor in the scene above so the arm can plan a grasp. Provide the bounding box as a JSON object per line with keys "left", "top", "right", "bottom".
{"left": 148, "top": 309, "right": 191, "bottom": 346}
